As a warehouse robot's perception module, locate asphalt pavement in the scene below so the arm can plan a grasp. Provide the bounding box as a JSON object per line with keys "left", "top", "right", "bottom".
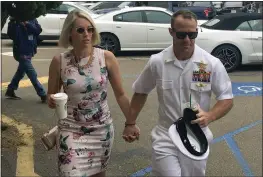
{"left": 1, "top": 40, "right": 262, "bottom": 177}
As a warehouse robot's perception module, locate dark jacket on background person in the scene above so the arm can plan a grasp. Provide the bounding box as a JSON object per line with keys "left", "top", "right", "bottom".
{"left": 7, "top": 18, "right": 42, "bottom": 59}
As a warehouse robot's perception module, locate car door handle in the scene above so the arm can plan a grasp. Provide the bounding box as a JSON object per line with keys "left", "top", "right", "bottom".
{"left": 60, "top": 18, "right": 65, "bottom": 20}
{"left": 149, "top": 29, "right": 154, "bottom": 30}
{"left": 116, "top": 26, "right": 121, "bottom": 28}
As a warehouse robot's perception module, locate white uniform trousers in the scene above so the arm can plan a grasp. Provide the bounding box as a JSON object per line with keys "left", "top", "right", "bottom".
{"left": 150, "top": 125, "right": 213, "bottom": 176}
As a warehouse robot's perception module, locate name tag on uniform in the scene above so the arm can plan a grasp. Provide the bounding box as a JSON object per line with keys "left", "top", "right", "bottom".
{"left": 28, "top": 35, "right": 33, "bottom": 41}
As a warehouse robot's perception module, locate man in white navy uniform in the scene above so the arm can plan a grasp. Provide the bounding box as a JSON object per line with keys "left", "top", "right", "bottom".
{"left": 123, "top": 10, "right": 234, "bottom": 176}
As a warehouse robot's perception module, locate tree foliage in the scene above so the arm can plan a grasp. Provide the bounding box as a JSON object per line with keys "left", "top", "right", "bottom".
{"left": 1, "top": 1, "right": 62, "bottom": 30}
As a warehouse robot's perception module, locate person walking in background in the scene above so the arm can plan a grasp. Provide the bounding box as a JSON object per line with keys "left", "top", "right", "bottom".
{"left": 5, "top": 17, "right": 47, "bottom": 102}
{"left": 47, "top": 9, "right": 137, "bottom": 177}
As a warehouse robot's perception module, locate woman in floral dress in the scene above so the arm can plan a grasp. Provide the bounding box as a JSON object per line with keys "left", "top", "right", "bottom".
{"left": 47, "top": 10, "right": 139, "bottom": 177}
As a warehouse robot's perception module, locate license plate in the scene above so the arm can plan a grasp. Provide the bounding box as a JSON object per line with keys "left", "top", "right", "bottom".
{"left": 231, "top": 10, "right": 237, "bottom": 13}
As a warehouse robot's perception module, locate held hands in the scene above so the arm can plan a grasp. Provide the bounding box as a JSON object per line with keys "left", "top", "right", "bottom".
{"left": 191, "top": 107, "right": 216, "bottom": 128}
{"left": 122, "top": 124, "right": 140, "bottom": 143}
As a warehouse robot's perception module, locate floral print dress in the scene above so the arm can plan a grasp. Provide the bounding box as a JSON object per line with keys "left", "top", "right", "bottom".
{"left": 56, "top": 48, "right": 114, "bottom": 177}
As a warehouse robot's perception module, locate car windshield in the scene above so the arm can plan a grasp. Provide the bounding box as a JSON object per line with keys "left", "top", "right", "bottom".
{"left": 74, "top": 3, "right": 95, "bottom": 14}
{"left": 193, "top": 1, "right": 211, "bottom": 6}
{"left": 118, "top": 2, "right": 132, "bottom": 8}
{"left": 92, "top": 2, "right": 124, "bottom": 10}
{"left": 200, "top": 18, "right": 220, "bottom": 28}
{"left": 88, "top": 2, "right": 103, "bottom": 10}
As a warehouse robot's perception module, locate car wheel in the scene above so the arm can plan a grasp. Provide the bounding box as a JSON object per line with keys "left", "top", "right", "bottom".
{"left": 100, "top": 33, "right": 120, "bottom": 54}
{"left": 212, "top": 45, "right": 241, "bottom": 72}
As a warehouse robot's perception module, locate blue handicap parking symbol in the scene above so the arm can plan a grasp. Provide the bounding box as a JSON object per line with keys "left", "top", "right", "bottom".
{"left": 232, "top": 82, "right": 262, "bottom": 96}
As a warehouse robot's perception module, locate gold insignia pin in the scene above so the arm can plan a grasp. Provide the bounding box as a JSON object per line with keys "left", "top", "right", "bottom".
{"left": 196, "top": 82, "right": 207, "bottom": 87}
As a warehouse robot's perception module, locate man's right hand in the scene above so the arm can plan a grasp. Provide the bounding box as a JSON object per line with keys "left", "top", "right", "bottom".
{"left": 47, "top": 94, "right": 56, "bottom": 109}
{"left": 122, "top": 124, "right": 140, "bottom": 143}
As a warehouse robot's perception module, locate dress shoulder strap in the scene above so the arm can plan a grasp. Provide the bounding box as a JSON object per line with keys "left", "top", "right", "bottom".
{"left": 95, "top": 47, "right": 106, "bottom": 68}
{"left": 59, "top": 51, "right": 72, "bottom": 82}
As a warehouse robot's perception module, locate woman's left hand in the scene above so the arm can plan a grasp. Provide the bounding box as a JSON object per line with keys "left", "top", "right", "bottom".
{"left": 122, "top": 124, "right": 140, "bottom": 143}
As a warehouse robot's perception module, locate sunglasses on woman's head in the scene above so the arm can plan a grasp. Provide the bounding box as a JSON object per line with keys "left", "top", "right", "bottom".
{"left": 172, "top": 29, "right": 198, "bottom": 39}
{"left": 76, "top": 27, "right": 94, "bottom": 34}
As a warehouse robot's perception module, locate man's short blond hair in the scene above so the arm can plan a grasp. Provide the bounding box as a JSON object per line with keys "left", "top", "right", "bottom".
{"left": 58, "top": 9, "right": 101, "bottom": 48}
{"left": 171, "top": 10, "right": 197, "bottom": 27}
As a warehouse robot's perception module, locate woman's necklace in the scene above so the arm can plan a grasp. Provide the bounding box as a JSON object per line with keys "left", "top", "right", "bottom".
{"left": 72, "top": 48, "right": 94, "bottom": 70}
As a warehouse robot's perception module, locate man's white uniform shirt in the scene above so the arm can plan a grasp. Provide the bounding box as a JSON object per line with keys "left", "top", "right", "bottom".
{"left": 132, "top": 44, "right": 234, "bottom": 157}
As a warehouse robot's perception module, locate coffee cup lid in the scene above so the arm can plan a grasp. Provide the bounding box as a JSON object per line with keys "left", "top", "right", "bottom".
{"left": 53, "top": 93, "right": 68, "bottom": 100}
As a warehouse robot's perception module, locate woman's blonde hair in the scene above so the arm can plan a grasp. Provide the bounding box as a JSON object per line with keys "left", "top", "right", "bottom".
{"left": 58, "top": 9, "right": 101, "bottom": 48}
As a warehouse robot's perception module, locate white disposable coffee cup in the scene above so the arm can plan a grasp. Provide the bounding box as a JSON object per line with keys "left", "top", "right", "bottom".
{"left": 53, "top": 93, "right": 68, "bottom": 119}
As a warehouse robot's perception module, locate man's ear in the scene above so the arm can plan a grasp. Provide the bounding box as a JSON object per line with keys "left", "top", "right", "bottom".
{"left": 169, "top": 28, "right": 173, "bottom": 37}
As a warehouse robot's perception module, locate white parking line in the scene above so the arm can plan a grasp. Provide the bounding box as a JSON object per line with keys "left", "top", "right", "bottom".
{"left": 1, "top": 52, "right": 13, "bottom": 56}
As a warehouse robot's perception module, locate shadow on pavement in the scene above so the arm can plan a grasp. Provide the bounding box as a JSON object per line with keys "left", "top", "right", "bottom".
{"left": 2, "top": 40, "right": 59, "bottom": 48}
{"left": 237, "top": 64, "right": 263, "bottom": 72}
{"left": 3, "top": 39, "right": 160, "bottom": 57}
{"left": 115, "top": 50, "right": 161, "bottom": 57}
{"left": 2, "top": 39, "right": 262, "bottom": 72}
{"left": 1, "top": 149, "right": 17, "bottom": 177}
{"left": 229, "top": 64, "right": 263, "bottom": 76}
{"left": 38, "top": 41, "right": 58, "bottom": 47}
{"left": 1, "top": 94, "right": 59, "bottom": 176}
